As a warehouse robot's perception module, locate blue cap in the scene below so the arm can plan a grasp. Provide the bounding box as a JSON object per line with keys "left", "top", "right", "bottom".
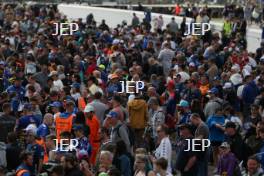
{"left": 107, "top": 111, "right": 119, "bottom": 118}
{"left": 213, "top": 76, "right": 220, "bottom": 81}
{"left": 49, "top": 101, "right": 62, "bottom": 108}
{"left": 73, "top": 124, "right": 84, "bottom": 131}
{"left": 208, "top": 87, "right": 219, "bottom": 94}
{"left": 177, "top": 100, "right": 189, "bottom": 107}
{"left": 0, "top": 61, "right": 5, "bottom": 65}
{"left": 71, "top": 83, "right": 81, "bottom": 89}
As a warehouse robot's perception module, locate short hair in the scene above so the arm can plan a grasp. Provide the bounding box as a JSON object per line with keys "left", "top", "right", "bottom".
{"left": 112, "top": 95, "right": 122, "bottom": 104}
{"left": 2, "top": 103, "right": 11, "bottom": 111}
{"left": 94, "top": 91, "right": 102, "bottom": 99}
{"left": 27, "top": 85, "right": 36, "bottom": 92}
{"left": 51, "top": 165, "right": 64, "bottom": 175}
{"left": 100, "top": 150, "right": 113, "bottom": 162}
{"left": 190, "top": 113, "right": 200, "bottom": 119}
{"left": 60, "top": 131, "right": 72, "bottom": 139}
{"left": 155, "top": 157, "right": 168, "bottom": 170}
{"left": 101, "top": 127, "right": 110, "bottom": 136}
{"left": 20, "top": 151, "right": 33, "bottom": 161}
{"left": 157, "top": 124, "right": 169, "bottom": 135}
{"left": 7, "top": 132, "right": 17, "bottom": 143}
{"left": 248, "top": 155, "right": 260, "bottom": 163}
{"left": 63, "top": 153, "right": 78, "bottom": 167}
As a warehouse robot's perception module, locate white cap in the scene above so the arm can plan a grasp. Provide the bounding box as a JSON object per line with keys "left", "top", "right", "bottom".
{"left": 242, "top": 69, "right": 251, "bottom": 78}
{"left": 231, "top": 64, "right": 240, "bottom": 73}
{"left": 223, "top": 82, "right": 232, "bottom": 89}
{"left": 112, "top": 39, "right": 120, "bottom": 45}
{"left": 243, "top": 65, "right": 252, "bottom": 73}
{"left": 230, "top": 73, "right": 243, "bottom": 86}
{"left": 189, "top": 62, "right": 195, "bottom": 67}
{"left": 25, "top": 124, "right": 37, "bottom": 135}
{"left": 84, "top": 104, "right": 94, "bottom": 113}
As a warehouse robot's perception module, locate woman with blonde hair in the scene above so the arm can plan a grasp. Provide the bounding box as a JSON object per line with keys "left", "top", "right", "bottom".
{"left": 134, "top": 154, "right": 155, "bottom": 176}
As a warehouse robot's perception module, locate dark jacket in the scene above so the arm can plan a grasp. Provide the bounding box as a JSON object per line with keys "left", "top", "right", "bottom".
{"left": 242, "top": 81, "right": 259, "bottom": 105}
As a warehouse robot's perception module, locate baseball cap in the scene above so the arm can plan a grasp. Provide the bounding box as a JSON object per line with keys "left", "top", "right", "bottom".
{"left": 189, "top": 62, "right": 196, "bottom": 67}
{"left": 208, "top": 87, "right": 219, "bottom": 94}
{"left": 25, "top": 124, "right": 37, "bottom": 135}
{"left": 223, "top": 82, "right": 232, "bottom": 89}
{"left": 0, "top": 61, "right": 5, "bottom": 65}
{"left": 71, "top": 83, "right": 81, "bottom": 89}
{"left": 99, "top": 64, "right": 105, "bottom": 70}
{"left": 65, "top": 99, "right": 75, "bottom": 106}
{"left": 213, "top": 76, "right": 221, "bottom": 81}
{"left": 106, "top": 111, "right": 119, "bottom": 118}
{"left": 73, "top": 124, "right": 84, "bottom": 131}
{"left": 84, "top": 104, "right": 94, "bottom": 113}
{"left": 230, "top": 73, "right": 243, "bottom": 86}
{"left": 220, "top": 142, "right": 230, "bottom": 148}
{"left": 177, "top": 100, "right": 189, "bottom": 107}
{"left": 49, "top": 101, "right": 62, "bottom": 108}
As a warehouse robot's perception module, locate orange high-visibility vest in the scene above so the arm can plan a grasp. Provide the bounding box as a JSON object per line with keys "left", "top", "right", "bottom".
{"left": 78, "top": 97, "right": 86, "bottom": 111}
{"left": 55, "top": 113, "right": 74, "bottom": 140}
{"left": 16, "top": 169, "right": 29, "bottom": 176}
{"left": 36, "top": 138, "right": 48, "bottom": 163}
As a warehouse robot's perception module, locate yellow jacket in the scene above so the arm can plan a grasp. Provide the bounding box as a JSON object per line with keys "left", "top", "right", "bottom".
{"left": 128, "top": 98, "right": 148, "bottom": 129}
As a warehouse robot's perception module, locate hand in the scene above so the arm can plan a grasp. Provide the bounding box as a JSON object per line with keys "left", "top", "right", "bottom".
{"left": 149, "top": 154, "right": 156, "bottom": 164}
{"left": 215, "top": 123, "right": 222, "bottom": 128}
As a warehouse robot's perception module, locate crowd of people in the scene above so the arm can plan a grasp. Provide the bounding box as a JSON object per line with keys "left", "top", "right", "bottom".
{"left": 0, "top": 2, "right": 264, "bottom": 176}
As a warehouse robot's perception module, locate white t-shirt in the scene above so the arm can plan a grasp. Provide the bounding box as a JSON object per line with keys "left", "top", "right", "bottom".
{"left": 155, "top": 137, "right": 172, "bottom": 173}
{"left": 52, "top": 79, "right": 64, "bottom": 91}
{"left": 237, "top": 84, "right": 245, "bottom": 99}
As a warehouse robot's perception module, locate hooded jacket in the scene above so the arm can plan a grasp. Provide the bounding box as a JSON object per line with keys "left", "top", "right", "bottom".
{"left": 128, "top": 98, "right": 148, "bottom": 129}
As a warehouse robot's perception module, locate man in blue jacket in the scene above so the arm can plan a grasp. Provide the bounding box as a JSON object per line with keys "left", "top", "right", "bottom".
{"left": 6, "top": 77, "right": 25, "bottom": 112}
{"left": 15, "top": 103, "right": 41, "bottom": 131}
{"left": 242, "top": 74, "right": 259, "bottom": 118}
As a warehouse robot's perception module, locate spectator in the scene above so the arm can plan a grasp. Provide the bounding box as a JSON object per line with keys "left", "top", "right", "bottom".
{"left": 128, "top": 94, "right": 148, "bottom": 148}
{"left": 0, "top": 103, "right": 16, "bottom": 143}
{"left": 113, "top": 140, "right": 132, "bottom": 176}
{"left": 206, "top": 108, "right": 225, "bottom": 166}
{"left": 241, "top": 156, "right": 264, "bottom": 176}
{"left": 154, "top": 125, "right": 172, "bottom": 173}
{"left": 175, "top": 124, "right": 198, "bottom": 176}
{"left": 153, "top": 157, "right": 173, "bottom": 176}
{"left": 16, "top": 151, "right": 33, "bottom": 176}
{"left": 106, "top": 111, "right": 131, "bottom": 153}
{"left": 217, "top": 142, "right": 240, "bottom": 176}
{"left": 83, "top": 104, "right": 100, "bottom": 166}
{"left": 60, "top": 153, "right": 84, "bottom": 176}
{"left": 6, "top": 132, "right": 22, "bottom": 171}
